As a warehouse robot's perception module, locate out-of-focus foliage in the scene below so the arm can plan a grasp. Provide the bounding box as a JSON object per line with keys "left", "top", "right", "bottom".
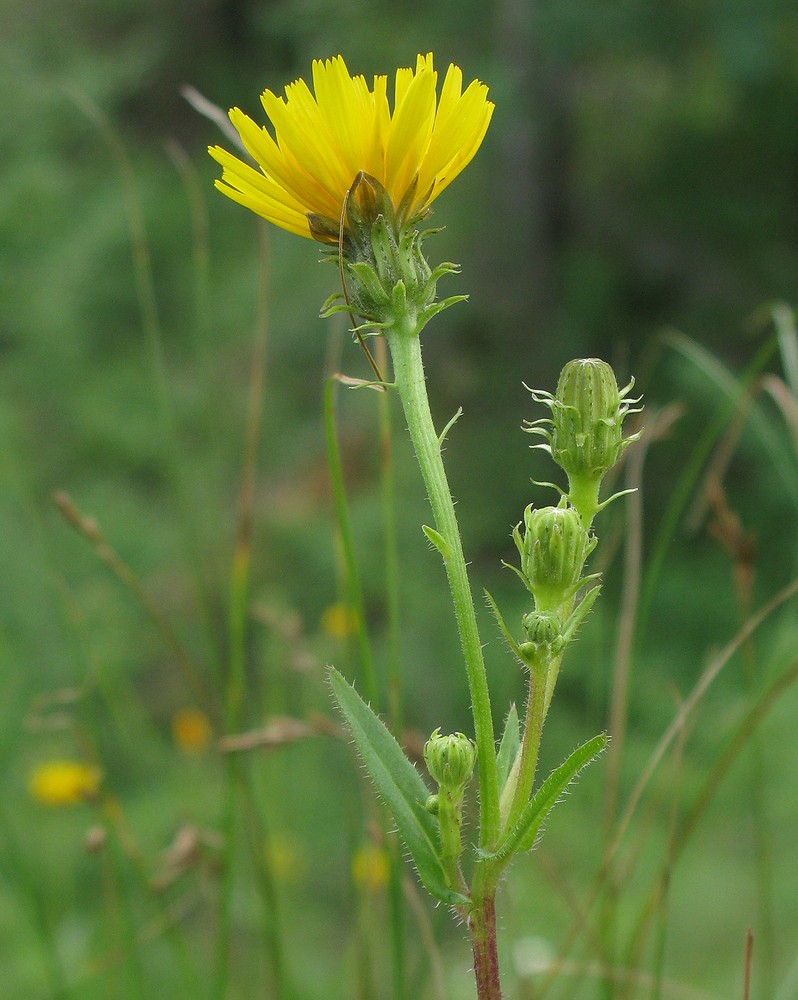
{"left": 2, "top": 0, "right": 798, "bottom": 997}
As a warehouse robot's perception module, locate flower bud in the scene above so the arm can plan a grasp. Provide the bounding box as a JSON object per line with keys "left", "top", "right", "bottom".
{"left": 423, "top": 729, "right": 476, "bottom": 790}
{"left": 552, "top": 358, "right": 625, "bottom": 478}
{"left": 551, "top": 359, "right": 629, "bottom": 482}
{"left": 525, "top": 359, "right": 641, "bottom": 525}
{"left": 521, "top": 609, "right": 562, "bottom": 647}
{"left": 514, "top": 503, "right": 595, "bottom": 610}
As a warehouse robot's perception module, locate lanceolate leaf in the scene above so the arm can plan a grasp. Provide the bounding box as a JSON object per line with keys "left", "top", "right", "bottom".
{"left": 496, "top": 703, "right": 520, "bottom": 793}
{"left": 492, "top": 733, "right": 607, "bottom": 865}
{"left": 328, "top": 668, "right": 467, "bottom": 906}
{"left": 422, "top": 524, "right": 450, "bottom": 562}
{"left": 484, "top": 589, "right": 524, "bottom": 660}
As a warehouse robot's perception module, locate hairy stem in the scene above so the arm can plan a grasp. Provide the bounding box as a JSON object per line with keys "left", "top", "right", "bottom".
{"left": 385, "top": 324, "right": 499, "bottom": 847}
{"left": 469, "top": 891, "right": 502, "bottom": 1000}
{"left": 502, "top": 655, "right": 550, "bottom": 837}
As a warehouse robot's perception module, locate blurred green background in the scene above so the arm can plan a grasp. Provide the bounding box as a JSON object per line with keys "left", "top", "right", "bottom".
{"left": 3, "top": 0, "right": 798, "bottom": 998}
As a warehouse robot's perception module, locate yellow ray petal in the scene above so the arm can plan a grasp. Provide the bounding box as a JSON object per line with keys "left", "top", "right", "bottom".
{"left": 211, "top": 53, "right": 493, "bottom": 239}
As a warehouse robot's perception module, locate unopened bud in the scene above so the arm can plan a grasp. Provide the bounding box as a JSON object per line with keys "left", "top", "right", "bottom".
{"left": 525, "top": 359, "right": 641, "bottom": 525}
{"left": 514, "top": 503, "right": 595, "bottom": 610}
{"left": 521, "top": 609, "right": 562, "bottom": 646}
{"left": 423, "top": 729, "right": 476, "bottom": 790}
{"left": 552, "top": 359, "right": 632, "bottom": 482}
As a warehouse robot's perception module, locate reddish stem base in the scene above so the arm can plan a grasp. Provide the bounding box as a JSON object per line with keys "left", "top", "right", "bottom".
{"left": 470, "top": 893, "right": 502, "bottom": 1000}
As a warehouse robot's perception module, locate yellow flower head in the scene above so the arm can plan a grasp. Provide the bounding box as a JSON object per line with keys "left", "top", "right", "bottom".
{"left": 28, "top": 760, "right": 102, "bottom": 807}
{"left": 171, "top": 707, "right": 212, "bottom": 754}
{"left": 209, "top": 53, "right": 494, "bottom": 241}
{"left": 320, "top": 602, "right": 358, "bottom": 640}
{"left": 351, "top": 843, "right": 389, "bottom": 892}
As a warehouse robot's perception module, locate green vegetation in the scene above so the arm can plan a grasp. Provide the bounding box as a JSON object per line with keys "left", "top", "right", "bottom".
{"left": 2, "top": 2, "right": 798, "bottom": 998}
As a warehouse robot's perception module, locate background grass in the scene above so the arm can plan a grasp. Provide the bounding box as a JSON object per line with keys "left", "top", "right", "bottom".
{"left": 3, "top": 1, "right": 798, "bottom": 997}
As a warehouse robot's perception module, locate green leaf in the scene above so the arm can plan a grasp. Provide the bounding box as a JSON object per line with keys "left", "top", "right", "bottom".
{"left": 484, "top": 589, "right": 524, "bottom": 660}
{"left": 491, "top": 733, "right": 607, "bottom": 864}
{"left": 328, "top": 668, "right": 467, "bottom": 906}
{"left": 496, "top": 704, "right": 520, "bottom": 793}
{"left": 422, "top": 524, "right": 450, "bottom": 562}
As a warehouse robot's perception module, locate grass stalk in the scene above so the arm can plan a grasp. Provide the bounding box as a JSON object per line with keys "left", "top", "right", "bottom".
{"left": 214, "top": 224, "right": 287, "bottom": 999}
{"left": 0, "top": 804, "right": 71, "bottom": 1000}
{"left": 376, "top": 335, "right": 404, "bottom": 736}
{"left": 322, "top": 377, "right": 379, "bottom": 705}
{"left": 52, "top": 491, "right": 214, "bottom": 716}
{"left": 323, "top": 366, "right": 410, "bottom": 1000}
{"left": 637, "top": 333, "right": 778, "bottom": 648}
{"left": 535, "top": 574, "right": 798, "bottom": 998}
{"left": 69, "top": 87, "right": 224, "bottom": 674}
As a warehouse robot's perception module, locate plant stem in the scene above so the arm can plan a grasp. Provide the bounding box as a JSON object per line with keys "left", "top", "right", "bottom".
{"left": 469, "top": 891, "right": 502, "bottom": 1000}
{"left": 502, "top": 655, "right": 550, "bottom": 837}
{"left": 385, "top": 324, "right": 499, "bottom": 848}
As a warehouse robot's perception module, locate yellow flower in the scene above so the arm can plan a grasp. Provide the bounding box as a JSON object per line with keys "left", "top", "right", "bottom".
{"left": 209, "top": 53, "right": 493, "bottom": 240}
{"left": 351, "top": 843, "right": 389, "bottom": 892}
{"left": 171, "top": 707, "right": 212, "bottom": 754}
{"left": 28, "top": 760, "right": 102, "bottom": 807}
{"left": 320, "top": 602, "right": 358, "bottom": 640}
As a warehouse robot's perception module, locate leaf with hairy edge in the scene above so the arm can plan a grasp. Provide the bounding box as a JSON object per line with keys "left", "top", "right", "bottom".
{"left": 484, "top": 589, "right": 524, "bottom": 661}
{"left": 328, "top": 668, "right": 467, "bottom": 906}
{"left": 422, "top": 524, "right": 450, "bottom": 562}
{"left": 490, "top": 733, "right": 607, "bottom": 865}
{"left": 496, "top": 703, "right": 520, "bottom": 793}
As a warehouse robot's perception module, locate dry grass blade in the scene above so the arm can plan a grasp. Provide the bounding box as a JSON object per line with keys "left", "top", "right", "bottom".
{"left": 686, "top": 370, "right": 798, "bottom": 534}
{"left": 52, "top": 490, "right": 214, "bottom": 714}
{"left": 181, "top": 84, "right": 246, "bottom": 150}
{"left": 605, "top": 403, "right": 682, "bottom": 828}
{"left": 218, "top": 714, "right": 337, "bottom": 752}
{"left": 742, "top": 929, "right": 753, "bottom": 1000}
{"left": 537, "top": 574, "right": 798, "bottom": 997}
{"left": 522, "top": 958, "right": 726, "bottom": 1000}
{"left": 616, "top": 573, "right": 798, "bottom": 860}
{"left": 627, "top": 654, "right": 798, "bottom": 963}
{"left": 760, "top": 373, "right": 798, "bottom": 453}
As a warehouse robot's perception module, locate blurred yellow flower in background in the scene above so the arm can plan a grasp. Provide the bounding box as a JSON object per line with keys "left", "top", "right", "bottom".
{"left": 320, "top": 602, "right": 359, "bottom": 640}
{"left": 209, "top": 53, "right": 493, "bottom": 239}
{"left": 28, "top": 760, "right": 101, "bottom": 806}
{"left": 351, "top": 843, "right": 389, "bottom": 892}
{"left": 171, "top": 707, "right": 212, "bottom": 753}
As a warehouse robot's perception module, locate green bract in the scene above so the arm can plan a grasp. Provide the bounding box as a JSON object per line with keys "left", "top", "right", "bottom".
{"left": 319, "top": 172, "right": 465, "bottom": 333}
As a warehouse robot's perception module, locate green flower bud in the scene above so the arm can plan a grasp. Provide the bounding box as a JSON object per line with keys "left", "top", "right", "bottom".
{"left": 513, "top": 503, "right": 595, "bottom": 610}
{"left": 552, "top": 359, "right": 630, "bottom": 481}
{"left": 423, "top": 729, "right": 476, "bottom": 790}
{"left": 525, "top": 359, "right": 642, "bottom": 525}
{"left": 521, "top": 609, "right": 562, "bottom": 646}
